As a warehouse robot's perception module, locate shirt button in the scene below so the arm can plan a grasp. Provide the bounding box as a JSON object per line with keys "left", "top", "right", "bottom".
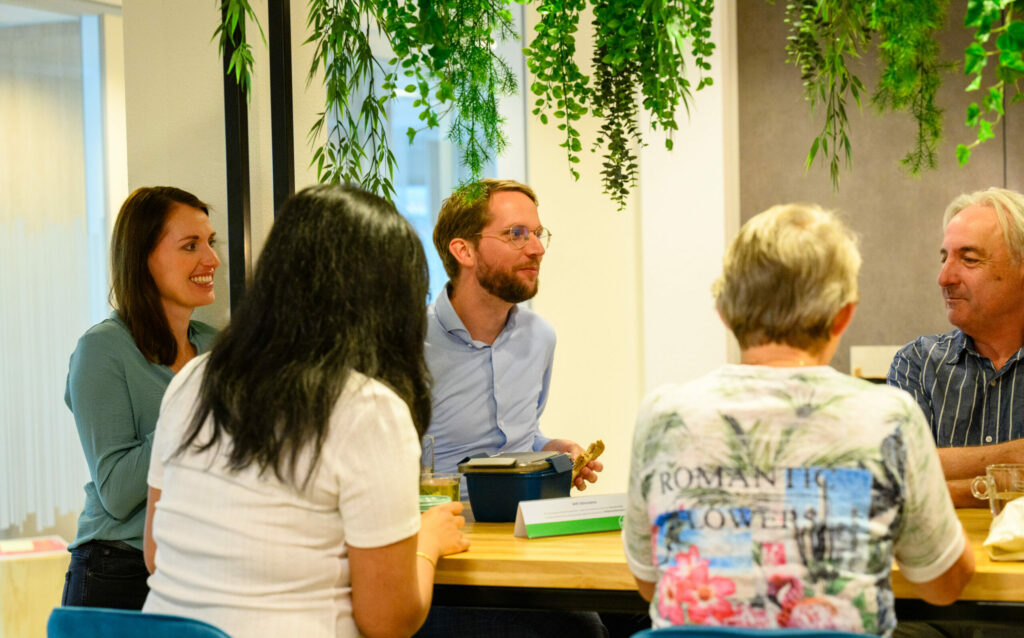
{"left": 499, "top": 420, "right": 505, "bottom": 427}
{"left": 986, "top": 436, "right": 993, "bottom": 443}
{"left": 990, "top": 380, "right": 997, "bottom": 387}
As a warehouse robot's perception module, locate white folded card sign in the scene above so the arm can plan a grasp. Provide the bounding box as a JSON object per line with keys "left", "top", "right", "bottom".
{"left": 513, "top": 493, "right": 626, "bottom": 538}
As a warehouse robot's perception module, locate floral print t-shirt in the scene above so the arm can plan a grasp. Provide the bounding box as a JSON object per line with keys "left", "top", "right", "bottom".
{"left": 623, "top": 365, "right": 964, "bottom": 636}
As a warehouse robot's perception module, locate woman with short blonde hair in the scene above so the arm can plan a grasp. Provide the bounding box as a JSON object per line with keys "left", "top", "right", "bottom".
{"left": 714, "top": 203, "right": 860, "bottom": 353}
{"left": 624, "top": 204, "right": 973, "bottom": 634}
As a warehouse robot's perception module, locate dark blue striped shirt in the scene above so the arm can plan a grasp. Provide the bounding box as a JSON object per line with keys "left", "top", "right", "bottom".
{"left": 886, "top": 329, "right": 1024, "bottom": 447}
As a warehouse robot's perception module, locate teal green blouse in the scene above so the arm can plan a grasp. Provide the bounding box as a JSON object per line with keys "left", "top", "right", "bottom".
{"left": 65, "top": 312, "right": 218, "bottom": 550}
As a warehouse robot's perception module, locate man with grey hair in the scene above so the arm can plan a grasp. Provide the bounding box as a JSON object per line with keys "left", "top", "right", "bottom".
{"left": 888, "top": 187, "right": 1024, "bottom": 507}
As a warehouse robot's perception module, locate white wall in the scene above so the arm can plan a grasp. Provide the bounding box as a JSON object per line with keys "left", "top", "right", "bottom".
{"left": 123, "top": 0, "right": 321, "bottom": 327}
{"left": 527, "top": 4, "right": 739, "bottom": 495}
{"left": 123, "top": 0, "right": 230, "bottom": 326}
{"left": 639, "top": 1, "right": 740, "bottom": 391}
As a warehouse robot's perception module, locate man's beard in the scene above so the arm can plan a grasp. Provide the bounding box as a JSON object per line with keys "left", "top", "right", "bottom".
{"left": 477, "top": 260, "right": 539, "bottom": 304}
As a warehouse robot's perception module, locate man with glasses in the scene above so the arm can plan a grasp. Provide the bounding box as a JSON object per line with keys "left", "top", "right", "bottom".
{"left": 424, "top": 178, "right": 602, "bottom": 490}
{"left": 416, "top": 178, "right": 610, "bottom": 638}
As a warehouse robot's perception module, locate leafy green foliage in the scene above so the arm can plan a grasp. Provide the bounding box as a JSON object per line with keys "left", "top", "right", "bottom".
{"left": 305, "top": 1, "right": 396, "bottom": 198}
{"left": 785, "top": 0, "right": 870, "bottom": 189}
{"left": 214, "top": 0, "right": 1021, "bottom": 207}
{"left": 524, "top": 0, "right": 589, "bottom": 180}
{"left": 958, "top": 0, "right": 1024, "bottom": 165}
{"left": 525, "top": 0, "right": 715, "bottom": 209}
{"left": 304, "top": 0, "right": 518, "bottom": 199}
{"left": 213, "top": 0, "right": 266, "bottom": 101}
{"left": 786, "top": 0, "right": 1024, "bottom": 183}
{"left": 416, "top": 1, "right": 519, "bottom": 179}
{"left": 871, "top": 0, "right": 949, "bottom": 173}
{"left": 591, "top": 0, "right": 645, "bottom": 209}
{"left": 785, "top": 0, "right": 955, "bottom": 187}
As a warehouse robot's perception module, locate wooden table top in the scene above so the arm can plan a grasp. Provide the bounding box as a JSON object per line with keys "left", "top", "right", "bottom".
{"left": 435, "top": 508, "right": 1024, "bottom": 602}
{"left": 890, "top": 508, "right": 1023, "bottom": 602}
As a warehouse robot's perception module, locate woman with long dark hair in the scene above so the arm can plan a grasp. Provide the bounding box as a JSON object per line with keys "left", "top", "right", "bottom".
{"left": 62, "top": 186, "right": 220, "bottom": 609}
{"left": 143, "top": 184, "right": 468, "bottom": 638}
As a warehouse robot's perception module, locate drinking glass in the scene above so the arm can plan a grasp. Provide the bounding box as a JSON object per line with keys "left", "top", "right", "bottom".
{"left": 970, "top": 463, "right": 1024, "bottom": 516}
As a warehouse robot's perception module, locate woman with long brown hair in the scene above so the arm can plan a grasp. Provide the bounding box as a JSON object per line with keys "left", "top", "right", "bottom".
{"left": 62, "top": 186, "right": 220, "bottom": 609}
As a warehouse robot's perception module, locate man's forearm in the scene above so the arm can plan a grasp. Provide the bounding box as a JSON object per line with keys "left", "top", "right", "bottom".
{"left": 937, "top": 438, "right": 1024, "bottom": 480}
{"left": 946, "top": 478, "right": 983, "bottom": 508}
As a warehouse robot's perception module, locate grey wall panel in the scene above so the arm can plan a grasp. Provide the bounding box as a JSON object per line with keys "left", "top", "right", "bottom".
{"left": 737, "top": 0, "right": 1019, "bottom": 374}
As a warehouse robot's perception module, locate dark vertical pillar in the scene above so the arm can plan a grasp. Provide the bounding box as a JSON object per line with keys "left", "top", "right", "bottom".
{"left": 268, "top": 0, "right": 295, "bottom": 213}
{"left": 222, "top": 6, "right": 252, "bottom": 312}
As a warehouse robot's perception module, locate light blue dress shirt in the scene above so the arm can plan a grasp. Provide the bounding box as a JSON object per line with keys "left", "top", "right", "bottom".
{"left": 424, "top": 285, "right": 555, "bottom": 474}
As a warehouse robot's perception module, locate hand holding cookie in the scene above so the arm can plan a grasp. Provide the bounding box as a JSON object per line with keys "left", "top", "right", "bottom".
{"left": 571, "top": 439, "right": 605, "bottom": 490}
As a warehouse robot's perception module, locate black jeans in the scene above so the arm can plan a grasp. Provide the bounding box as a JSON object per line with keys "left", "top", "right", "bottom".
{"left": 61, "top": 540, "right": 149, "bottom": 610}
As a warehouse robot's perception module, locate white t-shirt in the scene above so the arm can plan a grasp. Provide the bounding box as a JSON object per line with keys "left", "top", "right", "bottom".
{"left": 144, "top": 355, "right": 422, "bottom": 638}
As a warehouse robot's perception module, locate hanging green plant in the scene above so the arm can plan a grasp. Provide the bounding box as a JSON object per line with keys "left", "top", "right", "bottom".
{"left": 214, "top": 0, "right": 715, "bottom": 209}
{"left": 956, "top": 0, "right": 1024, "bottom": 165}
{"left": 785, "top": 0, "right": 1024, "bottom": 187}
{"left": 525, "top": 0, "right": 589, "bottom": 179}
{"left": 213, "top": 0, "right": 1021, "bottom": 207}
{"left": 303, "top": 0, "right": 518, "bottom": 200}
{"left": 784, "top": 0, "right": 948, "bottom": 187}
{"left": 213, "top": 0, "right": 266, "bottom": 100}
{"left": 526, "top": 0, "right": 715, "bottom": 209}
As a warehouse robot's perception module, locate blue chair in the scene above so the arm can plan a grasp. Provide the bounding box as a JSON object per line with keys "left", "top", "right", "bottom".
{"left": 47, "top": 607, "right": 231, "bottom": 638}
{"left": 632, "top": 629, "right": 864, "bottom": 637}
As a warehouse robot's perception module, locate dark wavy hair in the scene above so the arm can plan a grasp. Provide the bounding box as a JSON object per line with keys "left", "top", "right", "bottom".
{"left": 178, "top": 184, "right": 432, "bottom": 486}
{"left": 110, "top": 186, "right": 210, "bottom": 364}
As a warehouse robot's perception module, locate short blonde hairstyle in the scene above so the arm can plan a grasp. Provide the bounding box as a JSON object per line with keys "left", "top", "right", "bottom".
{"left": 713, "top": 204, "right": 861, "bottom": 352}
{"left": 433, "top": 179, "right": 539, "bottom": 281}
{"left": 944, "top": 187, "right": 1024, "bottom": 263}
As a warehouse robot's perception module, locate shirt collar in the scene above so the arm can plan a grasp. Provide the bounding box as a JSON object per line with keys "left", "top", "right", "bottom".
{"left": 950, "top": 329, "right": 1024, "bottom": 368}
{"left": 435, "top": 282, "right": 518, "bottom": 347}
{"left": 946, "top": 329, "right": 970, "bottom": 364}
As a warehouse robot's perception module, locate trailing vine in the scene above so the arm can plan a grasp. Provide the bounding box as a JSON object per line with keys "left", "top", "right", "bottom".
{"left": 785, "top": 1, "right": 870, "bottom": 188}
{"left": 871, "top": 0, "right": 948, "bottom": 172}
{"left": 524, "top": 0, "right": 589, "bottom": 180}
{"left": 213, "top": 0, "right": 265, "bottom": 100}
{"left": 957, "top": 0, "right": 1024, "bottom": 165}
{"left": 304, "top": 0, "right": 518, "bottom": 199}
{"left": 306, "top": 1, "right": 395, "bottom": 197}
{"left": 785, "top": 0, "right": 1023, "bottom": 187}
{"left": 415, "top": 1, "right": 519, "bottom": 179}
{"left": 591, "top": 0, "right": 645, "bottom": 208}
{"left": 526, "top": 0, "right": 715, "bottom": 209}
{"left": 213, "top": 0, "right": 1024, "bottom": 208}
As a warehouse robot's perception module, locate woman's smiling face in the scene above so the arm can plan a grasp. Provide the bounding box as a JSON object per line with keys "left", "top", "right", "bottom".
{"left": 147, "top": 203, "right": 220, "bottom": 315}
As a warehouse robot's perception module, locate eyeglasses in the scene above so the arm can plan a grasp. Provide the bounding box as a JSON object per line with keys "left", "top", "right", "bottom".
{"left": 476, "top": 225, "right": 552, "bottom": 249}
